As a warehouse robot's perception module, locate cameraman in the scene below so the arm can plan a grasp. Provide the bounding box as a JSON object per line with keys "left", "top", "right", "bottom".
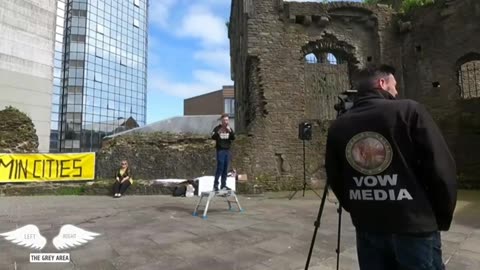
{"left": 325, "top": 65, "right": 457, "bottom": 269}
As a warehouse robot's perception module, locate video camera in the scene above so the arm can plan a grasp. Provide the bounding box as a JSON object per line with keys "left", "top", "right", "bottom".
{"left": 333, "top": 90, "right": 358, "bottom": 116}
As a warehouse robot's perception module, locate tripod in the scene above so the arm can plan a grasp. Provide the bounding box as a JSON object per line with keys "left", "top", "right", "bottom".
{"left": 304, "top": 105, "right": 351, "bottom": 270}
{"left": 304, "top": 182, "right": 342, "bottom": 270}
{"left": 289, "top": 139, "right": 321, "bottom": 200}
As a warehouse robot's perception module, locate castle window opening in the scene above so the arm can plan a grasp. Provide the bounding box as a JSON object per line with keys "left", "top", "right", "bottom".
{"left": 458, "top": 60, "right": 480, "bottom": 99}
{"left": 326, "top": 53, "right": 338, "bottom": 65}
{"left": 305, "top": 53, "right": 318, "bottom": 63}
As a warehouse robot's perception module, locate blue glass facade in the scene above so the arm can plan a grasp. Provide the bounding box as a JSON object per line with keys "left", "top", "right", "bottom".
{"left": 51, "top": 0, "right": 148, "bottom": 152}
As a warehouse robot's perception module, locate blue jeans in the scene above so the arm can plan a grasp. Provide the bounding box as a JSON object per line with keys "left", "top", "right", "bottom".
{"left": 356, "top": 231, "right": 445, "bottom": 270}
{"left": 214, "top": 149, "right": 230, "bottom": 188}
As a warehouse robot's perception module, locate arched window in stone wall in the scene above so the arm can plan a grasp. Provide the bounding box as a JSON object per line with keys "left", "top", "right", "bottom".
{"left": 326, "top": 53, "right": 338, "bottom": 65}
{"left": 304, "top": 52, "right": 341, "bottom": 65}
{"left": 458, "top": 59, "right": 480, "bottom": 99}
{"left": 318, "top": 52, "right": 340, "bottom": 65}
{"left": 305, "top": 53, "right": 318, "bottom": 63}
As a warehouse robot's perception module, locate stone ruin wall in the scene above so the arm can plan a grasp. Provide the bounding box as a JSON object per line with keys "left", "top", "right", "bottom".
{"left": 229, "top": 0, "right": 480, "bottom": 189}
{"left": 398, "top": 0, "right": 480, "bottom": 187}
{"left": 229, "top": 0, "right": 397, "bottom": 190}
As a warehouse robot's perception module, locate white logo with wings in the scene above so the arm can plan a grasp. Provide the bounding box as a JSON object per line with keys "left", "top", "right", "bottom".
{"left": 0, "top": 224, "right": 100, "bottom": 251}
{"left": 0, "top": 224, "right": 47, "bottom": 250}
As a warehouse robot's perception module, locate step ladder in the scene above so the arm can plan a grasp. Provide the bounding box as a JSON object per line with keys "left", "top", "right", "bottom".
{"left": 193, "top": 190, "right": 243, "bottom": 219}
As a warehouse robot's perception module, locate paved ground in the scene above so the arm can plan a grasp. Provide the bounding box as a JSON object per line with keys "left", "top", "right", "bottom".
{"left": 0, "top": 190, "right": 479, "bottom": 270}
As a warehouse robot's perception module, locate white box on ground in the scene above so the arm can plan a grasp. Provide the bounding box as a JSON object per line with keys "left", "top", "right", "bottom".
{"left": 196, "top": 176, "right": 236, "bottom": 194}
{"left": 154, "top": 179, "right": 187, "bottom": 184}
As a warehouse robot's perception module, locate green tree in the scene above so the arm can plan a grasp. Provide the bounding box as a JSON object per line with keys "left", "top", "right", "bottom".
{"left": 401, "top": 0, "right": 434, "bottom": 13}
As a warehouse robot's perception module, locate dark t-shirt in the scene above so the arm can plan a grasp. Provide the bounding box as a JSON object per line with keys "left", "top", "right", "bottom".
{"left": 211, "top": 124, "right": 235, "bottom": 150}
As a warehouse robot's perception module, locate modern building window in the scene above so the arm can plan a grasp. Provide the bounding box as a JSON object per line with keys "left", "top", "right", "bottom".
{"left": 96, "top": 24, "right": 104, "bottom": 34}
{"left": 224, "top": 98, "right": 235, "bottom": 117}
{"left": 95, "top": 48, "right": 103, "bottom": 58}
{"left": 51, "top": 0, "right": 148, "bottom": 153}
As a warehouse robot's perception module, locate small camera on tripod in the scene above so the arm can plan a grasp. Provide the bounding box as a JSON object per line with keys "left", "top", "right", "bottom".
{"left": 334, "top": 90, "right": 358, "bottom": 116}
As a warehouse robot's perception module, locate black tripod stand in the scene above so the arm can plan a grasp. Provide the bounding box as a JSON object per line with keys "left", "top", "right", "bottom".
{"left": 304, "top": 182, "right": 342, "bottom": 270}
{"left": 304, "top": 90, "right": 357, "bottom": 270}
{"left": 288, "top": 139, "right": 321, "bottom": 200}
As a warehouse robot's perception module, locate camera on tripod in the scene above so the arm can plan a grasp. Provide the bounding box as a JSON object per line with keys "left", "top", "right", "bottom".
{"left": 333, "top": 90, "right": 358, "bottom": 116}
{"left": 304, "top": 89, "right": 358, "bottom": 270}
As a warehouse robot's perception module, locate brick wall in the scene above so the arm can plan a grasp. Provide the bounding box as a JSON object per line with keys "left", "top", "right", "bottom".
{"left": 229, "top": 0, "right": 480, "bottom": 189}
{"left": 184, "top": 90, "right": 224, "bottom": 115}
{"left": 398, "top": 0, "right": 480, "bottom": 187}
{"left": 229, "top": 0, "right": 395, "bottom": 189}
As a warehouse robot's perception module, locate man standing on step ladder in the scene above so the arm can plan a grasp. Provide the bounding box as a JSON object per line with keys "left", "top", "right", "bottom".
{"left": 211, "top": 113, "right": 235, "bottom": 191}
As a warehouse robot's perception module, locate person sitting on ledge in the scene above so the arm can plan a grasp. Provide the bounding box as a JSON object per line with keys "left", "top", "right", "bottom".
{"left": 113, "top": 160, "right": 132, "bottom": 198}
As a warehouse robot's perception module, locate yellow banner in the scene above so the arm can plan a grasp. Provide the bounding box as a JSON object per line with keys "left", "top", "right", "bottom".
{"left": 0, "top": 153, "right": 95, "bottom": 182}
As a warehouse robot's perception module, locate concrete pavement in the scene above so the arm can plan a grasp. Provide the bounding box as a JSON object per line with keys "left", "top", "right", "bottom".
{"left": 0, "top": 190, "right": 479, "bottom": 270}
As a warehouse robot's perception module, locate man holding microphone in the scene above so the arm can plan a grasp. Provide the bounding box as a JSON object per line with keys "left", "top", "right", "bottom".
{"left": 211, "top": 113, "right": 235, "bottom": 191}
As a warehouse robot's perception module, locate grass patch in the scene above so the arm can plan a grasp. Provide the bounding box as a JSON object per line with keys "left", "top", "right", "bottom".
{"left": 54, "top": 186, "right": 86, "bottom": 196}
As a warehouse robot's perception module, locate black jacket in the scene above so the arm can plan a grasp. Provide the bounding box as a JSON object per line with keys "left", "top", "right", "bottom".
{"left": 211, "top": 124, "right": 235, "bottom": 150}
{"left": 325, "top": 89, "right": 457, "bottom": 233}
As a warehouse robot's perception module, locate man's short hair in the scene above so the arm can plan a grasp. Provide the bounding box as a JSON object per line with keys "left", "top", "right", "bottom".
{"left": 356, "top": 64, "right": 396, "bottom": 92}
{"left": 220, "top": 113, "right": 229, "bottom": 119}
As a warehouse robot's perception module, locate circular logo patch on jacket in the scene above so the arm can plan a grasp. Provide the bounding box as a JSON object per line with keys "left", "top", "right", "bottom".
{"left": 345, "top": 132, "right": 393, "bottom": 175}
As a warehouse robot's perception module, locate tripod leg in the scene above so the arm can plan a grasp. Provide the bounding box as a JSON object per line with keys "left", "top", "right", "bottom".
{"left": 307, "top": 183, "right": 322, "bottom": 198}
{"left": 288, "top": 189, "right": 299, "bottom": 200}
{"left": 305, "top": 183, "right": 329, "bottom": 270}
{"left": 336, "top": 205, "right": 342, "bottom": 270}
{"left": 302, "top": 181, "right": 307, "bottom": 197}
{"left": 302, "top": 140, "right": 306, "bottom": 197}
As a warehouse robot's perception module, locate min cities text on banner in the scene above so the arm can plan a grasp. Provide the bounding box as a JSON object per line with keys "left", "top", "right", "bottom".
{"left": 0, "top": 153, "right": 95, "bottom": 182}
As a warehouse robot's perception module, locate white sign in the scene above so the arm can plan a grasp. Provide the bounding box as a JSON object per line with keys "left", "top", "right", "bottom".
{"left": 52, "top": 224, "right": 100, "bottom": 250}
{"left": 30, "top": 253, "right": 70, "bottom": 263}
{"left": 196, "top": 175, "right": 236, "bottom": 193}
{"left": 1, "top": 224, "right": 100, "bottom": 264}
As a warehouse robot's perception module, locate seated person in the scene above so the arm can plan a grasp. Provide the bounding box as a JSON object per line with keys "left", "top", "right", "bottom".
{"left": 113, "top": 160, "right": 132, "bottom": 198}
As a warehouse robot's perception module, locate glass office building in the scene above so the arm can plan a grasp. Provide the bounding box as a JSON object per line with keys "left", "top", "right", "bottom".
{"left": 51, "top": 0, "right": 148, "bottom": 152}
